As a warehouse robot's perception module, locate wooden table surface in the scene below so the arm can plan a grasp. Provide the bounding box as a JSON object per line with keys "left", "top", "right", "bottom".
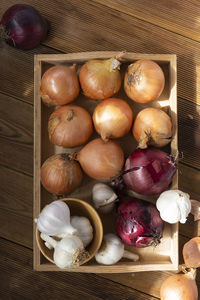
{"left": 1, "top": 1, "right": 200, "bottom": 299}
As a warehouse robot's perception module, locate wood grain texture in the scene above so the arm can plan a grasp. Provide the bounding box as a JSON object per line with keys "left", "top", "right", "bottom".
{"left": 0, "top": 238, "right": 158, "bottom": 300}
{"left": 0, "top": 166, "right": 32, "bottom": 217}
{"left": 0, "top": 1, "right": 200, "bottom": 298}
{"left": 178, "top": 98, "right": 200, "bottom": 170}
{"left": 1, "top": 0, "right": 200, "bottom": 105}
{"left": 0, "top": 93, "right": 33, "bottom": 175}
{"left": 93, "top": 0, "right": 200, "bottom": 42}
{"left": 0, "top": 166, "right": 33, "bottom": 248}
{"left": 0, "top": 42, "right": 59, "bottom": 104}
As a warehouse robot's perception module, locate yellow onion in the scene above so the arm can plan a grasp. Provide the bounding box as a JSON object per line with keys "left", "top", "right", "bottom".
{"left": 79, "top": 56, "right": 122, "bottom": 100}
{"left": 40, "top": 154, "right": 83, "bottom": 195}
{"left": 124, "top": 60, "right": 165, "bottom": 103}
{"left": 40, "top": 64, "right": 80, "bottom": 106}
{"left": 48, "top": 105, "right": 93, "bottom": 148}
{"left": 93, "top": 98, "right": 133, "bottom": 141}
{"left": 74, "top": 138, "right": 124, "bottom": 181}
{"left": 160, "top": 268, "right": 198, "bottom": 300}
{"left": 183, "top": 237, "right": 200, "bottom": 268}
{"left": 133, "top": 107, "right": 172, "bottom": 148}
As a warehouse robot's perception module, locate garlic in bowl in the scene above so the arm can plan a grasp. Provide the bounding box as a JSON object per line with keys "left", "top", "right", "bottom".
{"left": 35, "top": 198, "right": 103, "bottom": 268}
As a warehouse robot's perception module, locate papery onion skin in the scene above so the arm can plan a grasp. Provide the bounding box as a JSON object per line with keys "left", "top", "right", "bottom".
{"left": 160, "top": 270, "right": 198, "bottom": 300}
{"left": 41, "top": 64, "right": 80, "bottom": 106}
{"left": 0, "top": 4, "right": 49, "bottom": 49}
{"left": 41, "top": 154, "right": 83, "bottom": 195}
{"left": 93, "top": 97, "right": 133, "bottom": 141}
{"left": 124, "top": 60, "right": 165, "bottom": 103}
{"left": 76, "top": 138, "right": 124, "bottom": 181}
{"left": 133, "top": 107, "right": 172, "bottom": 148}
{"left": 79, "top": 57, "right": 122, "bottom": 100}
{"left": 116, "top": 195, "right": 163, "bottom": 247}
{"left": 48, "top": 105, "right": 93, "bottom": 148}
{"left": 122, "top": 148, "right": 176, "bottom": 195}
{"left": 183, "top": 237, "right": 200, "bottom": 268}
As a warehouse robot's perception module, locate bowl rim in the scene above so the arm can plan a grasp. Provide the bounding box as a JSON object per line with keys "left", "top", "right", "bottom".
{"left": 35, "top": 197, "right": 103, "bottom": 266}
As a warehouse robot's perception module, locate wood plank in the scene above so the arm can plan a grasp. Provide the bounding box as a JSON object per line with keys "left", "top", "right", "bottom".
{"left": 178, "top": 98, "right": 200, "bottom": 170}
{"left": 0, "top": 166, "right": 32, "bottom": 218}
{"left": 0, "top": 209, "right": 32, "bottom": 249}
{"left": 93, "top": 0, "right": 200, "bottom": 42}
{"left": 1, "top": 1, "right": 200, "bottom": 105}
{"left": 0, "top": 93, "right": 33, "bottom": 175}
{"left": 0, "top": 42, "right": 59, "bottom": 104}
{"left": 0, "top": 166, "right": 33, "bottom": 247}
{"left": 0, "top": 238, "right": 158, "bottom": 300}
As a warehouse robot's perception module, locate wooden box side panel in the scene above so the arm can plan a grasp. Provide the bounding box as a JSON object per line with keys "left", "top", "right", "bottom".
{"left": 33, "top": 55, "right": 42, "bottom": 269}
{"left": 168, "top": 55, "right": 179, "bottom": 269}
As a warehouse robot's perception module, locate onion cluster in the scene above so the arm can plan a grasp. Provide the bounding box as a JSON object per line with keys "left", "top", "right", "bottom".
{"left": 40, "top": 55, "right": 176, "bottom": 207}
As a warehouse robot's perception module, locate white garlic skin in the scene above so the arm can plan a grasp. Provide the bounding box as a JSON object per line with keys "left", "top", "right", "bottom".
{"left": 95, "top": 233, "right": 124, "bottom": 265}
{"left": 54, "top": 235, "right": 84, "bottom": 269}
{"left": 40, "top": 233, "right": 85, "bottom": 269}
{"left": 92, "top": 183, "right": 118, "bottom": 213}
{"left": 71, "top": 216, "right": 93, "bottom": 247}
{"left": 35, "top": 200, "right": 77, "bottom": 237}
{"left": 156, "top": 190, "right": 191, "bottom": 224}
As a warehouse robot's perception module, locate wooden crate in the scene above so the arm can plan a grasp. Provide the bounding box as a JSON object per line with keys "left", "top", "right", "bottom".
{"left": 34, "top": 51, "right": 178, "bottom": 272}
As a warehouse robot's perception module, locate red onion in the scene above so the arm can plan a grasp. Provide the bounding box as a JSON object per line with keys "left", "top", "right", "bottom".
{"left": 116, "top": 195, "right": 163, "bottom": 247}
{"left": 0, "top": 4, "right": 49, "bottom": 49}
{"left": 122, "top": 148, "right": 176, "bottom": 195}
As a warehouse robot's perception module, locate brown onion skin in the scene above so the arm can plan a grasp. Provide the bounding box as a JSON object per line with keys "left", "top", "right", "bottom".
{"left": 160, "top": 271, "right": 198, "bottom": 300}
{"left": 133, "top": 107, "right": 172, "bottom": 148}
{"left": 183, "top": 237, "right": 200, "bottom": 268}
{"left": 93, "top": 97, "right": 133, "bottom": 141}
{"left": 76, "top": 138, "right": 124, "bottom": 181}
{"left": 48, "top": 105, "right": 93, "bottom": 148}
{"left": 124, "top": 60, "right": 165, "bottom": 103}
{"left": 40, "top": 64, "right": 80, "bottom": 106}
{"left": 79, "top": 58, "right": 121, "bottom": 100}
{"left": 41, "top": 154, "right": 83, "bottom": 195}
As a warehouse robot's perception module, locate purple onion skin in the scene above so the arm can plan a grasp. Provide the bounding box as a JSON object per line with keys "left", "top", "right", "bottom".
{"left": 122, "top": 148, "right": 176, "bottom": 195}
{"left": 116, "top": 195, "right": 163, "bottom": 247}
{"left": 0, "top": 4, "right": 49, "bottom": 49}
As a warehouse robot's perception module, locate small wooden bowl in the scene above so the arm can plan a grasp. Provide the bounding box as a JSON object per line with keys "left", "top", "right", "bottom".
{"left": 36, "top": 198, "right": 103, "bottom": 267}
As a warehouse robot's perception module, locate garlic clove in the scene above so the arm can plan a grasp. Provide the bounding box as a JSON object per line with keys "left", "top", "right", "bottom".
{"left": 71, "top": 216, "right": 93, "bottom": 247}
{"left": 36, "top": 200, "right": 77, "bottom": 236}
{"left": 92, "top": 183, "right": 118, "bottom": 213}
{"left": 44, "top": 241, "right": 54, "bottom": 250}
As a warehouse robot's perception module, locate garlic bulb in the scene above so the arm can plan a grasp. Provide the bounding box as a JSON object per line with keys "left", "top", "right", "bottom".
{"left": 40, "top": 233, "right": 89, "bottom": 269}
{"left": 95, "top": 233, "right": 139, "bottom": 265}
{"left": 71, "top": 216, "right": 93, "bottom": 247}
{"left": 156, "top": 190, "right": 191, "bottom": 224}
{"left": 34, "top": 200, "right": 77, "bottom": 237}
{"left": 92, "top": 183, "right": 118, "bottom": 213}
